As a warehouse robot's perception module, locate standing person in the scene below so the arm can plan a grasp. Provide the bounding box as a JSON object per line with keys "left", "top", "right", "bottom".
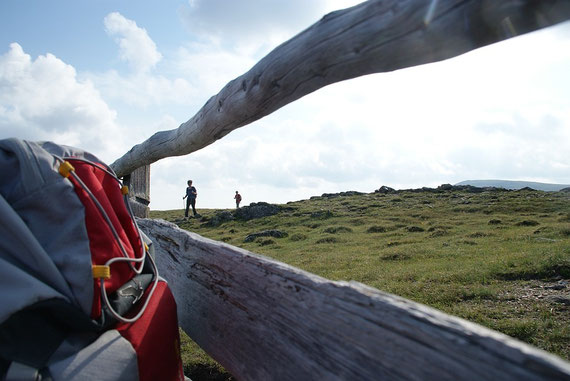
{"left": 183, "top": 180, "right": 197, "bottom": 219}
{"left": 234, "top": 191, "right": 242, "bottom": 208}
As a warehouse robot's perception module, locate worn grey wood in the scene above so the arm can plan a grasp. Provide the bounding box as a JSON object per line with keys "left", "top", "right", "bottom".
{"left": 139, "top": 218, "right": 570, "bottom": 381}
{"left": 111, "top": 0, "right": 570, "bottom": 177}
{"left": 123, "top": 165, "right": 150, "bottom": 218}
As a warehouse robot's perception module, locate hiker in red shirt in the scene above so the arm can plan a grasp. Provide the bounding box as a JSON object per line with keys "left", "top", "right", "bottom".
{"left": 234, "top": 191, "right": 242, "bottom": 208}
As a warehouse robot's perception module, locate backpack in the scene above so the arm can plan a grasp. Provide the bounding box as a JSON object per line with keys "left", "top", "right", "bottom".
{"left": 0, "top": 138, "right": 184, "bottom": 381}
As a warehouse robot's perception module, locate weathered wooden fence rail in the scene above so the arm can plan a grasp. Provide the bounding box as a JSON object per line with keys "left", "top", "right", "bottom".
{"left": 111, "top": 0, "right": 570, "bottom": 379}
{"left": 139, "top": 218, "right": 570, "bottom": 380}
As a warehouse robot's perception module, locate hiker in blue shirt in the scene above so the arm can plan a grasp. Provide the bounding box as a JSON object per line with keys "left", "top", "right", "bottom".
{"left": 183, "top": 180, "right": 197, "bottom": 218}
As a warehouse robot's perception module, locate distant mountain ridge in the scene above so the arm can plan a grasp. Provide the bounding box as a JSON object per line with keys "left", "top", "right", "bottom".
{"left": 455, "top": 180, "right": 570, "bottom": 192}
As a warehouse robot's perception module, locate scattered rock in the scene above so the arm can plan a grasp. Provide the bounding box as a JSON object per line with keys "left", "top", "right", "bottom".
{"left": 516, "top": 220, "right": 540, "bottom": 227}
{"left": 545, "top": 280, "right": 568, "bottom": 290}
{"left": 244, "top": 229, "right": 288, "bottom": 242}
{"left": 545, "top": 284, "right": 566, "bottom": 290}
{"left": 545, "top": 295, "right": 570, "bottom": 305}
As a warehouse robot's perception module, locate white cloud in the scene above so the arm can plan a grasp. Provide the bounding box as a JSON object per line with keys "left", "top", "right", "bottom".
{"left": 179, "top": 0, "right": 362, "bottom": 57}
{"left": 85, "top": 13, "right": 197, "bottom": 139}
{"left": 173, "top": 42, "right": 257, "bottom": 98}
{"left": 85, "top": 69, "right": 195, "bottom": 109}
{"left": 0, "top": 43, "right": 123, "bottom": 162}
{"left": 104, "top": 12, "right": 162, "bottom": 74}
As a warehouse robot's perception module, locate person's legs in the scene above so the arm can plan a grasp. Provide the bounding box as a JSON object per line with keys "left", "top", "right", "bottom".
{"left": 191, "top": 199, "right": 197, "bottom": 216}
{"left": 185, "top": 198, "right": 190, "bottom": 217}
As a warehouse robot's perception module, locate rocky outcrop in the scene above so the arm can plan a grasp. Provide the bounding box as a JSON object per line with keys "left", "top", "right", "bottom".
{"left": 203, "top": 202, "right": 282, "bottom": 227}
{"left": 374, "top": 186, "right": 396, "bottom": 194}
{"left": 320, "top": 191, "right": 365, "bottom": 198}
{"left": 234, "top": 202, "right": 281, "bottom": 221}
{"left": 374, "top": 184, "right": 509, "bottom": 195}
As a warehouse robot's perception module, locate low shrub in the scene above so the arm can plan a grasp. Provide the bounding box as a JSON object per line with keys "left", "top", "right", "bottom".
{"left": 323, "top": 226, "right": 353, "bottom": 234}
{"left": 316, "top": 237, "right": 339, "bottom": 244}
{"left": 289, "top": 233, "right": 307, "bottom": 241}
{"left": 516, "top": 220, "right": 540, "bottom": 226}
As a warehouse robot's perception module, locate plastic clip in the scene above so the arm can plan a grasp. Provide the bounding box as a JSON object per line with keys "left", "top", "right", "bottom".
{"left": 58, "top": 161, "right": 75, "bottom": 178}
{"left": 92, "top": 265, "right": 111, "bottom": 279}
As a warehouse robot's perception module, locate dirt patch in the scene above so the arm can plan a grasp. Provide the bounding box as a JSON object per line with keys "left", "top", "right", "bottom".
{"left": 498, "top": 279, "right": 570, "bottom": 308}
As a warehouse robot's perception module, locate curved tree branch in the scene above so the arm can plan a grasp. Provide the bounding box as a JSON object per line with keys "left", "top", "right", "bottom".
{"left": 111, "top": 0, "right": 570, "bottom": 177}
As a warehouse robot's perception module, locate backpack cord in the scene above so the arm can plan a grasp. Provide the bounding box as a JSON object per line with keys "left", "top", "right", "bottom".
{"left": 99, "top": 251, "right": 160, "bottom": 324}
{"left": 55, "top": 155, "right": 159, "bottom": 324}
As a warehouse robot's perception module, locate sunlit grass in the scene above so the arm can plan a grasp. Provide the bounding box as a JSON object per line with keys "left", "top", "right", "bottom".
{"left": 151, "top": 188, "right": 570, "bottom": 377}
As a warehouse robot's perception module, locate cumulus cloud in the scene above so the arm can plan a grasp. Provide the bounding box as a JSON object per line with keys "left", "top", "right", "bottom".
{"left": 179, "top": 0, "right": 362, "bottom": 57}
{"left": 104, "top": 12, "right": 162, "bottom": 74}
{"left": 81, "top": 12, "right": 197, "bottom": 120}
{"left": 173, "top": 42, "right": 256, "bottom": 98}
{"left": 0, "top": 43, "right": 123, "bottom": 162}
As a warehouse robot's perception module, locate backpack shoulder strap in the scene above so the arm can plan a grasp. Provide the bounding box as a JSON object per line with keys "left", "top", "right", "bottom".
{"left": 0, "top": 298, "right": 99, "bottom": 376}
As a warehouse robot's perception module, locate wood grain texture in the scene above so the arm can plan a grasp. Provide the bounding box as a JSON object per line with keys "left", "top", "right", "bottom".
{"left": 111, "top": 0, "right": 570, "bottom": 177}
{"left": 124, "top": 165, "right": 150, "bottom": 218}
{"left": 138, "top": 218, "right": 570, "bottom": 381}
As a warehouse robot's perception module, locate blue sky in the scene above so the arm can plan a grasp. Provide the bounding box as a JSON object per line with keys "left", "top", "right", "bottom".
{"left": 1, "top": 1, "right": 570, "bottom": 210}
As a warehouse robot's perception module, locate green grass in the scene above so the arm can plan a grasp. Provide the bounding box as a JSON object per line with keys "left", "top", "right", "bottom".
{"left": 151, "top": 188, "right": 570, "bottom": 379}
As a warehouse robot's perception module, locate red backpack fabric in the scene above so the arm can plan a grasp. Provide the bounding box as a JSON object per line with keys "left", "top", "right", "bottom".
{"left": 0, "top": 139, "right": 184, "bottom": 381}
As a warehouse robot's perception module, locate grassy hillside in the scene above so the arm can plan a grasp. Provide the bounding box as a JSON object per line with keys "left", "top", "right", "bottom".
{"left": 151, "top": 186, "right": 570, "bottom": 378}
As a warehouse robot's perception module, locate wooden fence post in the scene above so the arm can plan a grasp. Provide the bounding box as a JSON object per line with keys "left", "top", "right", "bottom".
{"left": 123, "top": 165, "right": 150, "bottom": 218}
